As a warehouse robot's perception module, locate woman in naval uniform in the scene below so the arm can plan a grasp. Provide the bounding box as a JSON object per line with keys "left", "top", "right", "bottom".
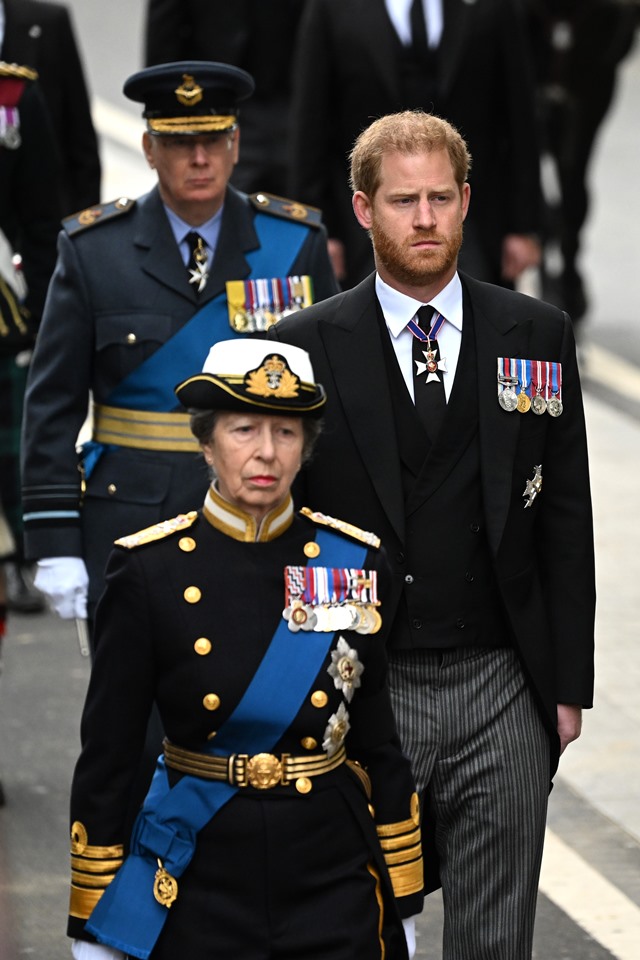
{"left": 67, "top": 339, "right": 423, "bottom": 960}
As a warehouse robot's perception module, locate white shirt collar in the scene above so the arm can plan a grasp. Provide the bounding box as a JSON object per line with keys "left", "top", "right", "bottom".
{"left": 375, "top": 271, "right": 463, "bottom": 339}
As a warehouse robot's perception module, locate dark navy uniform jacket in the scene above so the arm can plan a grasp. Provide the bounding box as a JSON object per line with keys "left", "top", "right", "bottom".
{"left": 21, "top": 184, "right": 338, "bottom": 612}
{"left": 68, "top": 495, "right": 423, "bottom": 957}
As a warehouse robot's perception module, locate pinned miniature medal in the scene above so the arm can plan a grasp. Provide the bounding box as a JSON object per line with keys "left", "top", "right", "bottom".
{"left": 328, "top": 636, "right": 364, "bottom": 702}
{"left": 547, "top": 361, "right": 563, "bottom": 416}
{"left": 497, "top": 357, "right": 519, "bottom": 411}
{"left": 516, "top": 359, "right": 532, "bottom": 413}
{"left": 498, "top": 379, "right": 519, "bottom": 412}
{"left": 283, "top": 598, "right": 317, "bottom": 632}
{"left": 548, "top": 394, "right": 563, "bottom": 417}
{"left": 0, "top": 106, "right": 21, "bottom": 149}
{"left": 523, "top": 464, "right": 543, "bottom": 509}
{"left": 322, "top": 702, "right": 351, "bottom": 757}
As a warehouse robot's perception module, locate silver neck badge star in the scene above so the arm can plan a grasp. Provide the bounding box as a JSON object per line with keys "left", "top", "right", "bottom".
{"left": 188, "top": 237, "right": 209, "bottom": 293}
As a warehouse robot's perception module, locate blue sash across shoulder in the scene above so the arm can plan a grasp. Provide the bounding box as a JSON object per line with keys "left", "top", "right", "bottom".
{"left": 86, "top": 528, "right": 367, "bottom": 959}
{"left": 81, "top": 213, "right": 311, "bottom": 477}
{"left": 109, "top": 213, "right": 311, "bottom": 412}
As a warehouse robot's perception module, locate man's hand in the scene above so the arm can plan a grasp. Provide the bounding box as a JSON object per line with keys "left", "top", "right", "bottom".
{"left": 501, "top": 234, "right": 541, "bottom": 281}
{"left": 34, "top": 557, "right": 89, "bottom": 619}
{"left": 557, "top": 703, "right": 583, "bottom": 754}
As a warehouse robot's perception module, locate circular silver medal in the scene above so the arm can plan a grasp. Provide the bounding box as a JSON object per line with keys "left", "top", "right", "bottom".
{"left": 531, "top": 393, "right": 547, "bottom": 415}
{"left": 3, "top": 126, "right": 21, "bottom": 150}
{"left": 547, "top": 396, "right": 563, "bottom": 417}
{"left": 498, "top": 387, "right": 518, "bottom": 412}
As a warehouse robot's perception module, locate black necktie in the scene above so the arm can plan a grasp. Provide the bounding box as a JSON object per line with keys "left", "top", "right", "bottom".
{"left": 185, "top": 231, "right": 208, "bottom": 294}
{"left": 410, "top": 0, "right": 430, "bottom": 62}
{"left": 412, "top": 305, "right": 446, "bottom": 441}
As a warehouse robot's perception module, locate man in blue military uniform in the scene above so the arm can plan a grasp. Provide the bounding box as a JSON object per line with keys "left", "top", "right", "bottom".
{"left": 21, "top": 60, "right": 338, "bottom": 626}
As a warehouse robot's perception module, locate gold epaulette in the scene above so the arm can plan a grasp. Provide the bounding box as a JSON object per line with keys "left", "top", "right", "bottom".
{"left": 69, "top": 821, "right": 124, "bottom": 920}
{"left": 300, "top": 507, "right": 381, "bottom": 549}
{"left": 376, "top": 793, "right": 423, "bottom": 898}
{"left": 0, "top": 62, "right": 38, "bottom": 81}
{"left": 250, "top": 192, "right": 323, "bottom": 228}
{"left": 63, "top": 197, "right": 136, "bottom": 236}
{"left": 115, "top": 511, "right": 198, "bottom": 549}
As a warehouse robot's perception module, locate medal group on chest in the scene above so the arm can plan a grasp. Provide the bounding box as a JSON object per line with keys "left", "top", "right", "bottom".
{"left": 497, "top": 357, "right": 564, "bottom": 417}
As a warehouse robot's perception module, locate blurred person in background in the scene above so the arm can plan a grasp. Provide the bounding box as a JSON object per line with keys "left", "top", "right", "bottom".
{"left": 526, "top": 0, "right": 639, "bottom": 326}
{"left": 0, "top": 0, "right": 101, "bottom": 214}
{"left": 0, "top": 61, "right": 61, "bottom": 615}
{"left": 1, "top": 0, "right": 100, "bottom": 611}
{"left": 144, "top": 0, "right": 308, "bottom": 197}
{"left": 288, "top": 0, "right": 542, "bottom": 290}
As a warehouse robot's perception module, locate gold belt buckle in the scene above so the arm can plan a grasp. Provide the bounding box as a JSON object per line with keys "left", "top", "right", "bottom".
{"left": 246, "top": 752, "right": 283, "bottom": 789}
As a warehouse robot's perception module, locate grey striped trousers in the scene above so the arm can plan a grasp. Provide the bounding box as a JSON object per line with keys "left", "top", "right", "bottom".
{"left": 388, "top": 646, "right": 550, "bottom": 960}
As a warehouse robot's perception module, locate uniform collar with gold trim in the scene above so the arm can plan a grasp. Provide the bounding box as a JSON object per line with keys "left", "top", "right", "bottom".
{"left": 202, "top": 483, "right": 294, "bottom": 542}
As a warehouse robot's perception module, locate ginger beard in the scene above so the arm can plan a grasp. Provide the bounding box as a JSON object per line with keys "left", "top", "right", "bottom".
{"left": 370, "top": 216, "right": 464, "bottom": 288}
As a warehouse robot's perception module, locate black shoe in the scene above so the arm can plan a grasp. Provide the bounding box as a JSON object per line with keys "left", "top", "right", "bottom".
{"left": 5, "top": 562, "right": 46, "bottom": 614}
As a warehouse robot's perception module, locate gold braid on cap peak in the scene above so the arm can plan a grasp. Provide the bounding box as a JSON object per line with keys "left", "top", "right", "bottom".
{"left": 148, "top": 115, "right": 237, "bottom": 135}
{"left": 0, "top": 62, "right": 38, "bottom": 81}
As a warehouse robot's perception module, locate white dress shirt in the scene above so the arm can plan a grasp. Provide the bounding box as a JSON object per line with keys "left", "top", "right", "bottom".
{"left": 375, "top": 271, "right": 463, "bottom": 402}
{"left": 384, "top": 0, "right": 444, "bottom": 49}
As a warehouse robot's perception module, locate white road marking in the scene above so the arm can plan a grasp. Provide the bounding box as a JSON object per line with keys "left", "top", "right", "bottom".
{"left": 540, "top": 829, "right": 640, "bottom": 959}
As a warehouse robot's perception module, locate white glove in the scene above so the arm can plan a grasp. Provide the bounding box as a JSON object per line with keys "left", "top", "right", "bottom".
{"left": 71, "top": 940, "right": 125, "bottom": 960}
{"left": 35, "top": 557, "right": 89, "bottom": 619}
{"left": 402, "top": 916, "right": 417, "bottom": 959}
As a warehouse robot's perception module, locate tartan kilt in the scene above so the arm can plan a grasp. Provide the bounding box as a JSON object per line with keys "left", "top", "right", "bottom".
{"left": 0, "top": 354, "right": 29, "bottom": 550}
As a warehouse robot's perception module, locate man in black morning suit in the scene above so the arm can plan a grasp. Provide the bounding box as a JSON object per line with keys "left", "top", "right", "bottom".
{"left": 269, "top": 111, "right": 595, "bottom": 959}
{"left": 289, "top": 0, "right": 542, "bottom": 290}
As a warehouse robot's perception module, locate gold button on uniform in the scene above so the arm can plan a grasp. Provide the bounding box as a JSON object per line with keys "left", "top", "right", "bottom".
{"left": 203, "top": 693, "right": 220, "bottom": 711}
{"left": 207, "top": 731, "right": 217, "bottom": 740}
{"left": 184, "top": 586, "right": 201, "bottom": 604}
{"left": 303, "top": 541, "right": 321, "bottom": 559}
{"left": 107, "top": 483, "right": 117, "bottom": 495}
{"left": 126, "top": 332, "right": 137, "bottom": 344}
{"left": 310, "top": 690, "right": 328, "bottom": 708}
{"left": 295, "top": 777, "right": 312, "bottom": 794}
{"left": 301, "top": 737, "right": 317, "bottom": 751}
{"left": 179, "top": 537, "right": 196, "bottom": 552}
{"left": 194, "top": 638, "right": 211, "bottom": 656}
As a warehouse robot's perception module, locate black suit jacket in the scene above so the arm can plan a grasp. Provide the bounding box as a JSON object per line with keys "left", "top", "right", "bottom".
{"left": 0, "top": 78, "right": 61, "bottom": 328}
{"left": 269, "top": 272, "right": 595, "bottom": 775}
{"left": 1, "top": 0, "right": 101, "bottom": 213}
{"left": 289, "top": 0, "right": 542, "bottom": 286}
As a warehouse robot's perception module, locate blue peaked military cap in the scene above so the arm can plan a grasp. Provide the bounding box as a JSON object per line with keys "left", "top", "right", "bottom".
{"left": 123, "top": 60, "right": 255, "bottom": 136}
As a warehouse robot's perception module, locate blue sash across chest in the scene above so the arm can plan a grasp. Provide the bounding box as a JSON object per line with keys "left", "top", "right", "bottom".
{"left": 108, "top": 213, "right": 310, "bottom": 412}
{"left": 86, "top": 527, "right": 368, "bottom": 959}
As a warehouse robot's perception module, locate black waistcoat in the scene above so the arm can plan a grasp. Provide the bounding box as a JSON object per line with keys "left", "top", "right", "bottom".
{"left": 376, "top": 299, "right": 509, "bottom": 651}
